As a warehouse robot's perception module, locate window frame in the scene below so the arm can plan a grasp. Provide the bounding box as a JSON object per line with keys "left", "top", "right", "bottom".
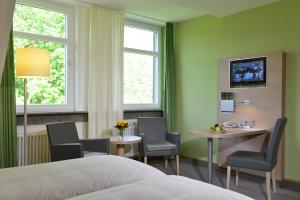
{"left": 123, "top": 20, "right": 162, "bottom": 110}
{"left": 14, "top": 0, "right": 75, "bottom": 113}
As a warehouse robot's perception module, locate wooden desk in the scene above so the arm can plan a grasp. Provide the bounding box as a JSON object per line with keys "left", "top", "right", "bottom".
{"left": 191, "top": 128, "right": 267, "bottom": 184}
{"left": 110, "top": 136, "right": 141, "bottom": 157}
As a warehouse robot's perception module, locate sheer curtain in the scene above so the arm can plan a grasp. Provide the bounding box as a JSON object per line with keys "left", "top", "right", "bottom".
{"left": 87, "top": 6, "right": 124, "bottom": 138}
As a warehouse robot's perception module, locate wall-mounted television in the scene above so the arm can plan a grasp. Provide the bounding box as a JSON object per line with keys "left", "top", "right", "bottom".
{"left": 230, "top": 57, "right": 267, "bottom": 88}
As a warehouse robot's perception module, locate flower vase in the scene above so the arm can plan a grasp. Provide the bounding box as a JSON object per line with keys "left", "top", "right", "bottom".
{"left": 119, "top": 128, "right": 124, "bottom": 139}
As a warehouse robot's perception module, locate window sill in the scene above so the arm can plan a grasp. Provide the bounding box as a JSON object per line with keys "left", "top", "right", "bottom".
{"left": 16, "top": 110, "right": 164, "bottom": 125}
{"left": 124, "top": 109, "right": 163, "bottom": 119}
{"left": 16, "top": 111, "right": 87, "bottom": 116}
{"left": 16, "top": 111, "right": 88, "bottom": 126}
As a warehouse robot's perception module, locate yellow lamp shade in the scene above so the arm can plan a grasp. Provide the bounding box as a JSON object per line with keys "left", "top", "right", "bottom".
{"left": 16, "top": 48, "right": 50, "bottom": 78}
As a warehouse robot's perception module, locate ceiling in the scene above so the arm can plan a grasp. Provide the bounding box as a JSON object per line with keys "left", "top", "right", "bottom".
{"left": 79, "top": 0, "right": 281, "bottom": 23}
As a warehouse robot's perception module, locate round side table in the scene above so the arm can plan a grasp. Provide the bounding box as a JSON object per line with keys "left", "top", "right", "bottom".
{"left": 110, "top": 136, "right": 141, "bottom": 157}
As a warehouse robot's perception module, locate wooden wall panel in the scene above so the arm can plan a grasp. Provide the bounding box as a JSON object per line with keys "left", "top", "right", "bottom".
{"left": 218, "top": 51, "right": 285, "bottom": 180}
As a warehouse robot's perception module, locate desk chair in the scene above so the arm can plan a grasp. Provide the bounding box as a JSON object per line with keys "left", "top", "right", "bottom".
{"left": 46, "top": 121, "right": 110, "bottom": 162}
{"left": 138, "top": 117, "right": 181, "bottom": 175}
{"left": 226, "top": 117, "right": 287, "bottom": 200}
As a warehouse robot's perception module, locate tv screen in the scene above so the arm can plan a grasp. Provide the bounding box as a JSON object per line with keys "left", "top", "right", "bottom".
{"left": 230, "top": 57, "right": 266, "bottom": 88}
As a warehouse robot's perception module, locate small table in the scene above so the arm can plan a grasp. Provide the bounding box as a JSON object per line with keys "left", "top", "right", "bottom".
{"left": 191, "top": 128, "right": 267, "bottom": 184}
{"left": 110, "top": 136, "right": 141, "bottom": 157}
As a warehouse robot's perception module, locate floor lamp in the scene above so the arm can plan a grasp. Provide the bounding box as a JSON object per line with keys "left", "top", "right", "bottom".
{"left": 16, "top": 47, "right": 50, "bottom": 165}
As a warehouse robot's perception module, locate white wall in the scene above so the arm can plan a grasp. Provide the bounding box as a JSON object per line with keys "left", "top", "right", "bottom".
{"left": 0, "top": 0, "right": 16, "bottom": 81}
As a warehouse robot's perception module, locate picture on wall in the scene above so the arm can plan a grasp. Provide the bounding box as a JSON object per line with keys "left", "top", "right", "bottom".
{"left": 230, "top": 57, "right": 267, "bottom": 88}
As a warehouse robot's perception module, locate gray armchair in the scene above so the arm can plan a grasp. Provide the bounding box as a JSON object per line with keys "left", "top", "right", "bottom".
{"left": 46, "top": 121, "right": 110, "bottom": 162}
{"left": 226, "top": 117, "right": 287, "bottom": 200}
{"left": 138, "top": 117, "right": 180, "bottom": 175}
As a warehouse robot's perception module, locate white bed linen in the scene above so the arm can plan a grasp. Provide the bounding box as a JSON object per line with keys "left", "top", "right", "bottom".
{"left": 0, "top": 155, "right": 165, "bottom": 200}
{"left": 68, "top": 175, "right": 254, "bottom": 200}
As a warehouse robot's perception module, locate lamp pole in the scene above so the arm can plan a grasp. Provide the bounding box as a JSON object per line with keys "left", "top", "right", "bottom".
{"left": 23, "top": 78, "right": 28, "bottom": 165}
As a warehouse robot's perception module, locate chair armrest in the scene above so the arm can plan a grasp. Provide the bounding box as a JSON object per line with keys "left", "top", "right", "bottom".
{"left": 139, "top": 133, "right": 148, "bottom": 155}
{"left": 51, "top": 143, "right": 83, "bottom": 162}
{"left": 79, "top": 138, "right": 110, "bottom": 154}
{"left": 166, "top": 132, "right": 181, "bottom": 152}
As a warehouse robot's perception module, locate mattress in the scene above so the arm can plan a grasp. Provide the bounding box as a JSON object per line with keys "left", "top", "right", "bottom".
{"left": 67, "top": 175, "right": 254, "bottom": 200}
{"left": 0, "top": 155, "right": 165, "bottom": 200}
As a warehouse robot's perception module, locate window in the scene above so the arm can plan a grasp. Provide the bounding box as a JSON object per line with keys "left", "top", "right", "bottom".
{"left": 13, "top": 1, "right": 74, "bottom": 112}
{"left": 123, "top": 22, "right": 161, "bottom": 109}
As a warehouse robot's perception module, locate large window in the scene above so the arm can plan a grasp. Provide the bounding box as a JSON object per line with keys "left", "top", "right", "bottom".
{"left": 13, "top": 1, "right": 74, "bottom": 111}
{"left": 123, "top": 22, "right": 161, "bottom": 109}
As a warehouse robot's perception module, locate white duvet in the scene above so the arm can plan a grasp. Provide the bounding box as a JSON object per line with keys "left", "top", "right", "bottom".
{"left": 68, "top": 175, "right": 254, "bottom": 200}
{"left": 0, "top": 155, "right": 165, "bottom": 200}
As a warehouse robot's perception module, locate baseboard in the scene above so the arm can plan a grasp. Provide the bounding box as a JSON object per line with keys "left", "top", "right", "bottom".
{"left": 283, "top": 178, "right": 300, "bottom": 184}
{"left": 280, "top": 178, "right": 300, "bottom": 191}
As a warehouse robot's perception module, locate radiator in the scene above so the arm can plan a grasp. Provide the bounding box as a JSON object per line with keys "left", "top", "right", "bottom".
{"left": 17, "top": 131, "right": 51, "bottom": 166}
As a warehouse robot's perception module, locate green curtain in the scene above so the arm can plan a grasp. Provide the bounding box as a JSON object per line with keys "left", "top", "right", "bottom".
{"left": 0, "top": 31, "right": 17, "bottom": 168}
{"left": 162, "top": 23, "right": 176, "bottom": 132}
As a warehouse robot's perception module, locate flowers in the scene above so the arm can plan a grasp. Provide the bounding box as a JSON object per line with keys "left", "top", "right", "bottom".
{"left": 114, "top": 120, "right": 128, "bottom": 138}
{"left": 115, "top": 120, "right": 128, "bottom": 129}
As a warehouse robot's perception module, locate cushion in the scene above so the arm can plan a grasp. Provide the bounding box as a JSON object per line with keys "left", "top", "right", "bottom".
{"left": 146, "top": 141, "right": 177, "bottom": 151}
{"left": 226, "top": 151, "right": 271, "bottom": 171}
{"left": 84, "top": 151, "right": 107, "bottom": 157}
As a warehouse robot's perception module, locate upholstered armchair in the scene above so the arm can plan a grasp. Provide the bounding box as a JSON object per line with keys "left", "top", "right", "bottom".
{"left": 138, "top": 117, "right": 180, "bottom": 175}
{"left": 46, "top": 121, "right": 110, "bottom": 162}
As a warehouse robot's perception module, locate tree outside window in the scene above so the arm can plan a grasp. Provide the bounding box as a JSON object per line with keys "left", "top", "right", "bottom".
{"left": 13, "top": 3, "right": 67, "bottom": 105}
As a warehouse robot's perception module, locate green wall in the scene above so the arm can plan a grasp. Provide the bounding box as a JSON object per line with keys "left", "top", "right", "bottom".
{"left": 174, "top": 0, "right": 300, "bottom": 181}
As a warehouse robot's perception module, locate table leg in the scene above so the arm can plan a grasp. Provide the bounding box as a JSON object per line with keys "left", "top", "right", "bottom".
{"left": 207, "top": 138, "right": 213, "bottom": 184}
{"left": 117, "top": 144, "right": 125, "bottom": 157}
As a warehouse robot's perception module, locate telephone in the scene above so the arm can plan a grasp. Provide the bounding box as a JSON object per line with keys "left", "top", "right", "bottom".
{"left": 223, "top": 120, "right": 255, "bottom": 128}
{"left": 222, "top": 121, "right": 238, "bottom": 128}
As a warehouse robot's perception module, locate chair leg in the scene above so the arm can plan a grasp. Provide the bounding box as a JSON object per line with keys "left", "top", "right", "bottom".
{"left": 236, "top": 167, "right": 239, "bottom": 187}
{"left": 176, "top": 155, "right": 180, "bottom": 175}
{"left": 165, "top": 157, "right": 168, "bottom": 169}
{"left": 266, "top": 172, "right": 272, "bottom": 200}
{"left": 272, "top": 168, "right": 277, "bottom": 193}
{"left": 226, "top": 166, "right": 231, "bottom": 189}
{"left": 144, "top": 156, "right": 147, "bottom": 164}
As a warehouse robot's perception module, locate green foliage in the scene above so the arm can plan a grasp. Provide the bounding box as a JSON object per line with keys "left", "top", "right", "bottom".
{"left": 13, "top": 4, "right": 65, "bottom": 38}
{"left": 13, "top": 3, "right": 66, "bottom": 105}
{"left": 124, "top": 52, "right": 154, "bottom": 104}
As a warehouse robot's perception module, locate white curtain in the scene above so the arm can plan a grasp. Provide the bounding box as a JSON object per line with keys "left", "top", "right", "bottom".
{"left": 87, "top": 6, "right": 124, "bottom": 138}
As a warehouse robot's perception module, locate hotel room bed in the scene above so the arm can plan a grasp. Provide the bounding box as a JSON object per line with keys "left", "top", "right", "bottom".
{"left": 0, "top": 155, "right": 164, "bottom": 200}
{"left": 67, "top": 175, "right": 253, "bottom": 200}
